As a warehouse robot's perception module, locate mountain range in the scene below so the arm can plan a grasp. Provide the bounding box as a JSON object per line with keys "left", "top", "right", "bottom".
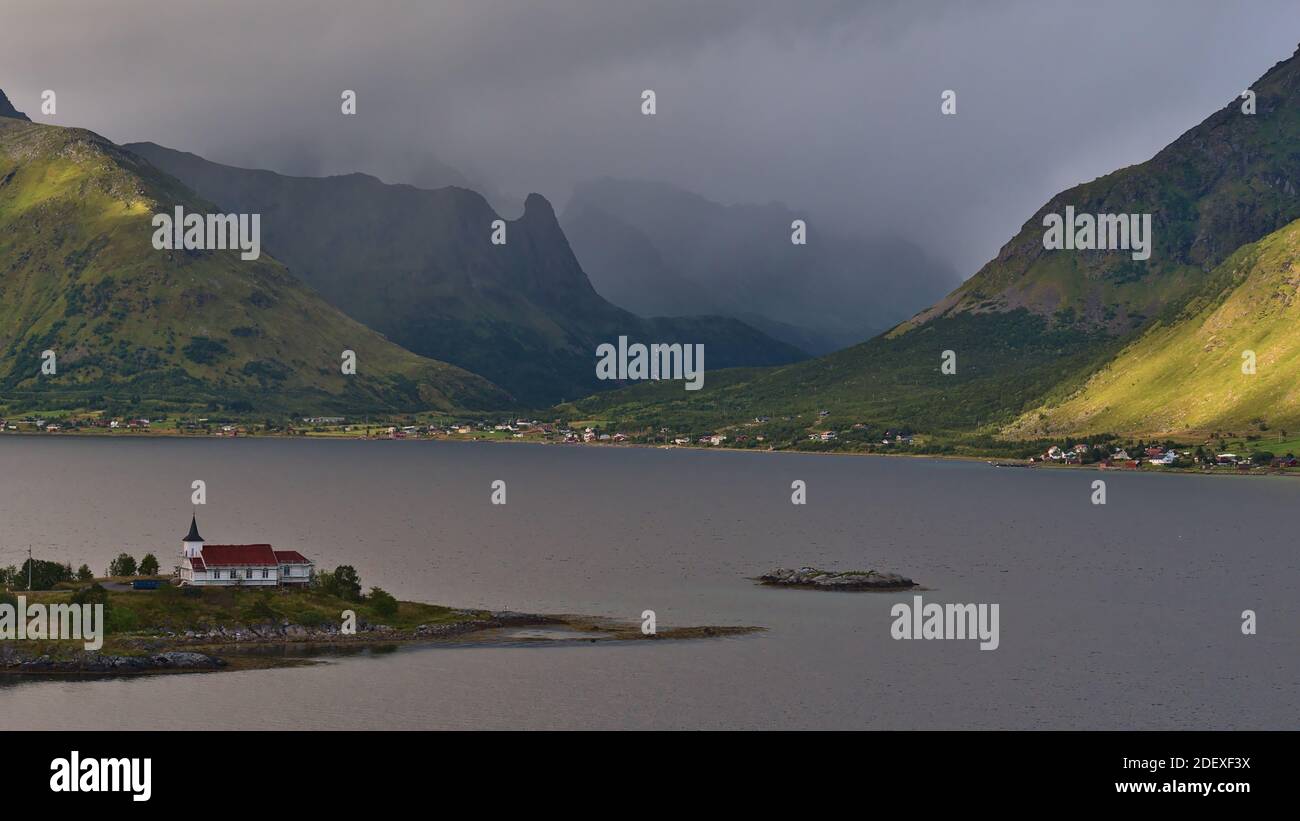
{"left": 7, "top": 41, "right": 1300, "bottom": 439}
{"left": 561, "top": 178, "right": 958, "bottom": 355}
{"left": 0, "top": 114, "right": 510, "bottom": 417}
{"left": 123, "top": 143, "right": 805, "bottom": 406}
{"left": 567, "top": 43, "right": 1300, "bottom": 443}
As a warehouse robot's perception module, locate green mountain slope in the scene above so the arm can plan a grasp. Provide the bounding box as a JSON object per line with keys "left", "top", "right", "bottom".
{"left": 1007, "top": 217, "right": 1300, "bottom": 437}
{"left": 0, "top": 115, "right": 511, "bottom": 416}
{"left": 124, "top": 143, "right": 807, "bottom": 406}
{"left": 567, "top": 43, "right": 1300, "bottom": 440}
{"left": 911, "top": 44, "right": 1300, "bottom": 333}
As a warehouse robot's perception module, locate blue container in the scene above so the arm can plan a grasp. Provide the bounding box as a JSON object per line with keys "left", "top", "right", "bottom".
{"left": 131, "top": 579, "right": 160, "bottom": 590}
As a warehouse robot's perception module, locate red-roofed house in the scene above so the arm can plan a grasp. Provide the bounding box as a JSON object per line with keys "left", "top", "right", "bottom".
{"left": 177, "top": 515, "right": 314, "bottom": 587}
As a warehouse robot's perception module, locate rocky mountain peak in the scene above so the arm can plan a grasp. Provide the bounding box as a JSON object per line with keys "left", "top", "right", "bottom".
{"left": 0, "top": 88, "right": 31, "bottom": 121}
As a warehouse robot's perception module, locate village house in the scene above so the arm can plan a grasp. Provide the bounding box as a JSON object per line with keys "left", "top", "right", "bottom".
{"left": 882, "top": 429, "right": 914, "bottom": 445}
{"left": 177, "top": 515, "right": 313, "bottom": 587}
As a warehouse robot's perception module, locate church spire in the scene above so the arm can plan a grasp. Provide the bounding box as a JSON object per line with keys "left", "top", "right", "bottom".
{"left": 184, "top": 514, "right": 203, "bottom": 543}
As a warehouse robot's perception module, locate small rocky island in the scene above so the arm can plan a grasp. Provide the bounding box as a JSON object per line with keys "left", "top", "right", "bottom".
{"left": 757, "top": 566, "right": 917, "bottom": 591}
{"left": 1, "top": 586, "right": 759, "bottom": 676}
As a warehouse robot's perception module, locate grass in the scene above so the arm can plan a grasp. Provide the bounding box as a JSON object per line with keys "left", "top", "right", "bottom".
{"left": 13, "top": 583, "right": 479, "bottom": 636}
{"left": 0, "top": 117, "right": 511, "bottom": 417}
{"left": 1008, "top": 219, "right": 1300, "bottom": 438}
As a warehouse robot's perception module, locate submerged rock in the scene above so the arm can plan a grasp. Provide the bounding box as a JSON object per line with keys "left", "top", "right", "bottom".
{"left": 150, "top": 651, "right": 225, "bottom": 669}
{"left": 758, "top": 566, "right": 916, "bottom": 591}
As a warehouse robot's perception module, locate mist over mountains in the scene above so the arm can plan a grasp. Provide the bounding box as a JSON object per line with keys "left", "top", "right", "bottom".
{"left": 570, "top": 43, "right": 1300, "bottom": 442}
{"left": 562, "top": 178, "right": 959, "bottom": 353}
{"left": 5, "top": 20, "right": 1300, "bottom": 440}
{"left": 124, "top": 142, "right": 805, "bottom": 407}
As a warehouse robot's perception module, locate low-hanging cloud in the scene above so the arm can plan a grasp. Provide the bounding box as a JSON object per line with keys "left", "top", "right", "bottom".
{"left": 2, "top": 0, "right": 1298, "bottom": 277}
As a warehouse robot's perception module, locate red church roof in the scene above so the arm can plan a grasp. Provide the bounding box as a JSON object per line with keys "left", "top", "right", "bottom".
{"left": 200, "top": 544, "right": 278, "bottom": 566}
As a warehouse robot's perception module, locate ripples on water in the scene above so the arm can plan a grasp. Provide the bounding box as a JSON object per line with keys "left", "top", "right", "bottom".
{"left": 0, "top": 437, "right": 1295, "bottom": 729}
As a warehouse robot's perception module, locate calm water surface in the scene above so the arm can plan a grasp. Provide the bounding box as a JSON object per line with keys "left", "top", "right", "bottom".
{"left": 0, "top": 436, "right": 1295, "bottom": 729}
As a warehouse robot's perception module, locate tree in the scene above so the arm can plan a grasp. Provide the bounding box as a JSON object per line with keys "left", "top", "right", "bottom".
{"left": 318, "top": 565, "right": 362, "bottom": 601}
{"left": 76, "top": 564, "right": 94, "bottom": 582}
{"left": 18, "top": 559, "right": 73, "bottom": 590}
{"left": 138, "top": 554, "right": 160, "bottom": 576}
{"left": 367, "top": 586, "right": 398, "bottom": 618}
{"left": 108, "top": 553, "right": 138, "bottom": 577}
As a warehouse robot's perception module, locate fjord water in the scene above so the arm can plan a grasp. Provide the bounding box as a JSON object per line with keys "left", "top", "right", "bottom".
{"left": 0, "top": 436, "right": 1295, "bottom": 730}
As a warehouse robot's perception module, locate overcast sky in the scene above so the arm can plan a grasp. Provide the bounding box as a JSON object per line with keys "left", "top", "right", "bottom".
{"left": 3, "top": 0, "right": 1299, "bottom": 277}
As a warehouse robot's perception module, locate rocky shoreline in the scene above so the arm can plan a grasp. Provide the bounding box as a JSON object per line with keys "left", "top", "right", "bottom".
{"left": 1, "top": 647, "right": 227, "bottom": 674}
{"left": 757, "top": 566, "right": 917, "bottom": 591}
{"left": 0, "top": 610, "right": 758, "bottom": 675}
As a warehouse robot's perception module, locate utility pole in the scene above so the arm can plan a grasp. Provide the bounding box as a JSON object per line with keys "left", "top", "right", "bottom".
{"left": 27, "top": 544, "right": 32, "bottom": 590}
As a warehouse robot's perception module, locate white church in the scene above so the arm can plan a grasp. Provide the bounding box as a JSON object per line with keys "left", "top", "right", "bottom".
{"left": 177, "top": 515, "right": 314, "bottom": 587}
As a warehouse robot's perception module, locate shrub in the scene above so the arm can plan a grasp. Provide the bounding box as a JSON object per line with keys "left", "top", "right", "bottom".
{"left": 105, "top": 606, "right": 139, "bottom": 633}
{"left": 367, "top": 587, "right": 398, "bottom": 618}
{"left": 75, "top": 564, "right": 94, "bottom": 582}
{"left": 182, "top": 336, "right": 229, "bottom": 365}
{"left": 241, "top": 595, "right": 280, "bottom": 624}
{"left": 138, "top": 554, "right": 160, "bottom": 576}
{"left": 71, "top": 583, "right": 109, "bottom": 607}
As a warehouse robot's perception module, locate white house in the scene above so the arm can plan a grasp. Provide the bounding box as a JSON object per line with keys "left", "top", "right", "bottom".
{"left": 177, "top": 515, "right": 313, "bottom": 587}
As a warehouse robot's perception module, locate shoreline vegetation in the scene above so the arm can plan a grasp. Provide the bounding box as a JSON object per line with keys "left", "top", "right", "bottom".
{"left": 3, "top": 416, "right": 1299, "bottom": 480}
{"left": 0, "top": 575, "right": 760, "bottom": 677}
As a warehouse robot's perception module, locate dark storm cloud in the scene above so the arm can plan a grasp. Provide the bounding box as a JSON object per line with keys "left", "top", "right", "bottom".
{"left": 2, "top": 0, "right": 1299, "bottom": 276}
